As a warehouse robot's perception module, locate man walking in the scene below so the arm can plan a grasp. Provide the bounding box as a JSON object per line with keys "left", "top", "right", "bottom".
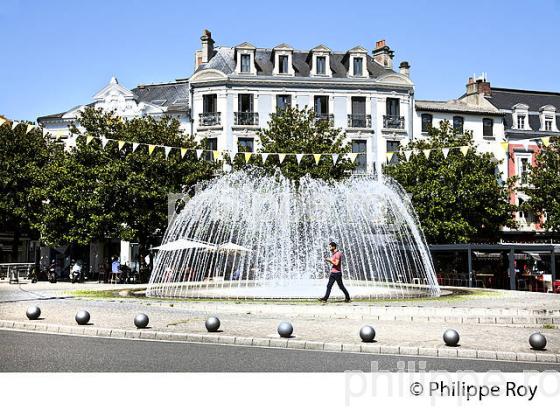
{"left": 319, "top": 241, "right": 351, "bottom": 302}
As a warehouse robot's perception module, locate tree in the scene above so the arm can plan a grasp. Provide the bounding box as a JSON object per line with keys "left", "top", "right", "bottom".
{"left": 384, "top": 120, "right": 516, "bottom": 243}
{"left": 36, "top": 107, "right": 218, "bottom": 262}
{"left": 0, "top": 121, "right": 52, "bottom": 261}
{"left": 234, "top": 107, "right": 355, "bottom": 181}
{"left": 525, "top": 136, "right": 560, "bottom": 232}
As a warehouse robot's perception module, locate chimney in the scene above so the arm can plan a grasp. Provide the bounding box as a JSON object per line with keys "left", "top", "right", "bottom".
{"left": 466, "top": 74, "right": 491, "bottom": 96}
{"left": 373, "top": 40, "right": 394, "bottom": 69}
{"left": 200, "top": 29, "right": 215, "bottom": 65}
{"left": 399, "top": 61, "right": 410, "bottom": 77}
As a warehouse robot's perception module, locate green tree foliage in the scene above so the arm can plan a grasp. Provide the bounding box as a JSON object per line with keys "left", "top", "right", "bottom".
{"left": 0, "top": 121, "right": 51, "bottom": 259}
{"left": 235, "top": 107, "right": 355, "bottom": 181}
{"left": 525, "top": 137, "right": 560, "bottom": 231}
{"left": 384, "top": 120, "right": 516, "bottom": 243}
{"left": 36, "top": 108, "right": 217, "bottom": 257}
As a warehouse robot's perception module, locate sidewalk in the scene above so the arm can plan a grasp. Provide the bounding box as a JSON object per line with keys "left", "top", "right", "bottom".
{"left": 1, "top": 282, "right": 560, "bottom": 364}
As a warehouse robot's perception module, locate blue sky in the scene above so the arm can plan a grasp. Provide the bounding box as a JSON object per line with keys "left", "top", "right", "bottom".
{"left": 1, "top": 0, "right": 560, "bottom": 121}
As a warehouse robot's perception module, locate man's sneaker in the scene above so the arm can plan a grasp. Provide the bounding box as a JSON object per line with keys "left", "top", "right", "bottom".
{"left": 318, "top": 298, "right": 327, "bottom": 302}
{"left": 344, "top": 299, "right": 351, "bottom": 303}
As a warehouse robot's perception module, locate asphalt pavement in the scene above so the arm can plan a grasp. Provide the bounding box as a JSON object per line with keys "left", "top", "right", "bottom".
{"left": 1, "top": 330, "right": 558, "bottom": 372}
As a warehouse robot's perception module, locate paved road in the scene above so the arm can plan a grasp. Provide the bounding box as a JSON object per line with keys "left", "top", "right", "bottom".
{"left": 1, "top": 330, "right": 558, "bottom": 372}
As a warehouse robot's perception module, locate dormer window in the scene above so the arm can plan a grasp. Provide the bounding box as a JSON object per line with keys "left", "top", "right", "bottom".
{"left": 353, "top": 58, "right": 363, "bottom": 76}
{"left": 240, "top": 54, "right": 251, "bottom": 73}
{"left": 316, "top": 57, "right": 326, "bottom": 74}
{"left": 234, "top": 42, "right": 257, "bottom": 75}
{"left": 512, "top": 103, "right": 529, "bottom": 130}
{"left": 539, "top": 105, "right": 557, "bottom": 132}
{"left": 278, "top": 55, "right": 288, "bottom": 74}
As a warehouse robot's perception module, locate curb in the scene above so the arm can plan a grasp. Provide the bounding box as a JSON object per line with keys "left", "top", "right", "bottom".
{"left": 1, "top": 320, "right": 558, "bottom": 364}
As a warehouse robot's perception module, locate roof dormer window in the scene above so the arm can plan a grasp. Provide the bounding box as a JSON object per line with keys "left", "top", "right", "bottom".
{"left": 234, "top": 42, "right": 257, "bottom": 75}
{"left": 512, "top": 103, "right": 530, "bottom": 130}
{"left": 310, "top": 45, "right": 332, "bottom": 77}
{"left": 347, "top": 46, "right": 368, "bottom": 78}
{"left": 272, "top": 44, "right": 294, "bottom": 76}
{"left": 539, "top": 105, "right": 557, "bottom": 132}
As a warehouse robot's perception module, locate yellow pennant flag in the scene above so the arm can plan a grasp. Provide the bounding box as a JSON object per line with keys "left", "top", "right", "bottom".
{"left": 313, "top": 154, "right": 322, "bottom": 165}
{"left": 422, "top": 149, "right": 431, "bottom": 159}
{"left": 180, "top": 148, "right": 188, "bottom": 158}
{"left": 278, "top": 153, "right": 287, "bottom": 164}
{"left": 212, "top": 150, "right": 221, "bottom": 161}
{"left": 386, "top": 152, "right": 394, "bottom": 162}
{"left": 500, "top": 142, "right": 509, "bottom": 152}
{"left": 148, "top": 145, "right": 156, "bottom": 155}
{"left": 86, "top": 135, "right": 94, "bottom": 145}
{"left": 460, "top": 146, "right": 469, "bottom": 156}
{"left": 541, "top": 137, "right": 551, "bottom": 147}
{"left": 26, "top": 124, "right": 35, "bottom": 134}
{"left": 0, "top": 118, "right": 6, "bottom": 127}
{"left": 244, "top": 152, "right": 252, "bottom": 163}
{"left": 118, "top": 140, "right": 126, "bottom": 150}
{"left": 348, "top": 153, "right": 358, "bottom": 163}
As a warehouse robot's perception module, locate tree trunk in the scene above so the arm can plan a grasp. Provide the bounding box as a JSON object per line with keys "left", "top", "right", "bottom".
{"left": 11, "top": 229, "right": 20, "bottom": 263}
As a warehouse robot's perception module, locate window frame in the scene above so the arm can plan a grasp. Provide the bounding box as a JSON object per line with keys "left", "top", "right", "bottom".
{"left": 316, "top": 56, "right": 326, "bottom": 75}
{"left": 353, "top": 57, "right": 363, "bottom": 76}
{"left": 278, "top": 55, "right": 289, "bottom": 74}
{"left": 240, "top": 54, "right": 251, "bottom": 73}
{"left": 421, "top": 113, "right": 433, "bottom": 133}
{"left": 482, "top": 118, "right": 494, "bottom": 137}
{"left": 453, "top": 116, "right": 464, "bottom": 133}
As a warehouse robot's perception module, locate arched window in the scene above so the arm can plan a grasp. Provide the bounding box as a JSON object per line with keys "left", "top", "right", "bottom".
{"left": 421, "top": 113, "right": 432, "bottom": 133}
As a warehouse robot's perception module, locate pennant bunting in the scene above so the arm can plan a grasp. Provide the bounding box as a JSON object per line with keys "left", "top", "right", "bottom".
{"left": 148, "top": 144, "right": 156, "bottom": 155}
{"left": 460, "top": 146, "right": 469, "bottom": 156}
{"left": 11, "top": 121, "right": 19, "bottom": 130}
{"left": 422, "top": 149, "right": 431, "bottom": 159}
{"left": 101, "top": 137, "right": 109, "bottom": 148}
{"left": 196, "top": 149, "right": 204, "bottom": 160}
{"left": 212, "top": 150, "right": 221, "bottom": 161}
{"left": 0, "top": 118, "right": 6, "bottom": 126}
{"left": 26, "top": 124, "right": 35, "bottom": 134}
{"left": 118, "top": 140, "right": 126, "bottom": 150}
{"left": 132, "top": 142, "right": 140, "bottom": 152}
{"left": 331, "top": 153, "right": 339, "bottom": 165}
{"left": 278, "top": 153, "right": 287, "bottom": 164}
{"left": 541, "top": 137, "right": 551, "bottom": 147}
{"left": 404, "top": 150, "right": 413, "bottom": 161}
{"left": 261, "top": 153, "right": 269, "bottom": 163}
{"left": 500, "top": 142, "right": 509, "bottom": 152}
{"left": 313, "top": 154, "right": 321, "bottom": 165}
{"left": 386, "top": 152, "right": 394, "bottom": 162}
{"left": 180, "top": 148, "right": 188, "bottom": 158}
{"left": 86, "top": 135, "right": 94, "bottom": 145}
{"left": 442, "top": 148, "right": 450, "bottom": 158}
{"left": 244, "top": 152, "right": 252, "bottom": 163}
{"left": 164, "top": 146, "right": 172, "bottom": 159}
{"left": 296, "top": 154, "right": 304, "bottom": 165}
{"left": 348, "top": 153, "right": 358, "bottom": 163}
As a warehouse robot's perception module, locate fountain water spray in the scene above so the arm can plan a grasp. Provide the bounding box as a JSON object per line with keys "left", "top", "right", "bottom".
{"left": 147, "top": 169, "right": 440, "bottom": 299}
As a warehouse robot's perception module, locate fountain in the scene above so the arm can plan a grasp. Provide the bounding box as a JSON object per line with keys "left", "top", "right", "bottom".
{"left": 146, "top": 169, "right": 440, "bottom": 299}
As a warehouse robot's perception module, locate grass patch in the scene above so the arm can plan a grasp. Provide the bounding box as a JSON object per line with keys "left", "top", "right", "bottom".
{"left": 542, "top": 323, "right": 556, "bottom": 330}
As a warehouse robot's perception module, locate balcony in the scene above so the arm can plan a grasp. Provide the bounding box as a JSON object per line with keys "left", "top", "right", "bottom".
{"left": 199, "top": 112, "right": 221, "bottom": 127}
{"left": 383, "top": 115, "right": 405, "bottom": 129}
{"left": 347, "top": 114, "right": 371, "bottom": 128}
{"left": 234, "top": 112, "right": 259, "bottom": 126}
{"left": 314, "top": 113, "right": 334, "bottom": 125}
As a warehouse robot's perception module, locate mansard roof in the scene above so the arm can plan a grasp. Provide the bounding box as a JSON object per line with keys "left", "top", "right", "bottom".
{"left": 487, "top": 88, "right": 560, "bottom": 112}
{"left": 196, "top": 46, "right": 394, "bottom": 79}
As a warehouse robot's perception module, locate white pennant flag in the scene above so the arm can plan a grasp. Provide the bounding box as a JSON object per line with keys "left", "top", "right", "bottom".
{"left": 404, "top": 151, "right": 413, "bottom": 161}
{"left": 11, "top": 121, "right": 19, "bottom": 130}
{"left": 164, "top": 146, "right": 172, "bottom": 159}
{"left": 261, "top": 153, "right": 269, "bottom": 163}
{"left": 26, "top": 124, "right": 35, "bottom": 134}
{"left": 332, "top": 153, "right": 339, "bottom": 165}
{"left": 132, "top": 142, "right": 140, "bottom": 152}
{"left": 278, "top": 153, "right": 287, "bottom": 164}
{"left": 296, "top": 154, "right": 304, "bottom": 165}
{"left": 442, "top": 148, "right": 450, "bottom": 158}
{"left": 521, "top": 140, "right": 530, "bottom": 152}
{"left": 196, "top": 149, "right": 204, "bottom": 160}
{"left": 101, "top": 137, "right": 109, "bottom": 148}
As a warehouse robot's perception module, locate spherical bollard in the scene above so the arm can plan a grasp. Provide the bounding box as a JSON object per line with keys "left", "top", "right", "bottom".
{"left": 443, "top": 329, "right": 460, "bottom": 347}
{"left": 277, "top": 321, "right": 293, "bottom": 338}
{"left": 205, "top": 316, "right": 221, "bottom": 332}
{"left": 75, "top": 310, "right": 90, "bottom": 325}
{"left": 529, "top": 332, "right": 547, "bottom": 350}
{"left": 26, "top": 306, "right": 41, "bottom": 320}
{"left": 359, "top": 325, "right": 376, "bottom": 342}
{"left": 134, "top": 313, "right": 149, "bottom": 329}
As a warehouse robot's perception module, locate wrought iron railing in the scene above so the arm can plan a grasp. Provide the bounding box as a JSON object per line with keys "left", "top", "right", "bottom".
{"left": 234, "top": 112, "right": 259, "bottom": 126}
{"left": 347, "top": 114, "right": 371, "bottom": 128}
{"left": 383, "top": 115, "right": 405, "bottom": 129}
{"left": 199, "top": 112, "right": 221, "bottom": 126}
{"left": 314, "top": 113, "right": 334, "bottom": 125}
